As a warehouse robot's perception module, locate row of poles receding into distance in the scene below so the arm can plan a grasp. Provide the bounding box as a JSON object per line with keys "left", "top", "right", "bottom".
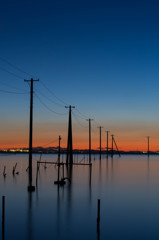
{"left": 24, "top": 78, "right": 151, "bottom": 192}
{"left": 0, "top": 77, "right": 151, "bottom": 240}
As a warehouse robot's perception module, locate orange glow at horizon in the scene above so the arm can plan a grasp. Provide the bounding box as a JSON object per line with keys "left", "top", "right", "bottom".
{"left": 1, "top": 136, "right": 159, "bottom": 152}
{"left": 1, "top": 120, "right": 159, "bottom": 152}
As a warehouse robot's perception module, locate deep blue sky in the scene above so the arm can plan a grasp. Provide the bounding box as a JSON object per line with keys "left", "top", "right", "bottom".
{"left": 0, "top": 0, "right": 159, "bottom": 150}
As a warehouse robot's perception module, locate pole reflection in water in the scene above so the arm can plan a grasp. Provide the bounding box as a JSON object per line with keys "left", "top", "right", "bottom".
{"left": 111, "top": 157, "right": 114, "bottom": 183}
{"left": 88, "top": 165, "right": 92, "bottom": 203}
{"left": 27, "top": 192, "right": 34, "bottom": 240}
{"left": 106, "top": 157, "right": 109, "bottom": 184}
{"left": 66, "top": 165, "right": 73, "bottom": 211}
{"left": 146, "top": 157, "right": 150, "bottom": 183}
{"left": 98, "top": 156, "right": 102, "bottom": 185}
{"left": 56, "top": 186, "right": 61, "bottom": 237}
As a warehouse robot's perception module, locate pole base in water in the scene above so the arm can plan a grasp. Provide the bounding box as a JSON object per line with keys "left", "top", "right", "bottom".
{"left": 54, "top": 179, "right": 66, "bottom": 186}
{"left": 28, "top": 186, "right": 35, "bottom": 192}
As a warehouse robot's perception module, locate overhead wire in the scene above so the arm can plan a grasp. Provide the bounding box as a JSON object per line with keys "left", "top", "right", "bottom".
{"left": 0, "top": 89, "right": 29, "bottom": 94}
{"left": 0, "top": 57, "right": 94, "bottom": 126}
{"left": 34, "top": 93, "right": 67, "bottom": 116}
{"left": 72, "top": 112, "right": 88, "bottom": 129}
{"left": 0, "top": 56, "right": 36, "bottom": 78}
{"left": 75, "top": 108, "right": 88, "bottom": 119}
{"left": 34, "top": 138, "right": 58, "bottom": 147}
{"left": 0, "top": 80, "right": 27, "bottom": 92}
{"left": 74, "top": 110, "right": 87, "bottom": 120}
{"left": 34, "top": 87, "right": 64, "bottom": 108}
{"left": 0, "top": 66, "right": 24, "bottom": 80}
{"left": 39, "top": 80, "right": 68, "bottom": 106}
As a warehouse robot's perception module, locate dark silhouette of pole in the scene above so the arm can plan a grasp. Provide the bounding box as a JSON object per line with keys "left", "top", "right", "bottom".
{"left": 111, "top": 134, "right": 114, "bottom": 157}
{"left": 58, "top": 136, "right": 61, "bottom": 164}
{"left": 58, "top": 136, "right": 61, "bottom": 182}
{"left": 2, "top": 196, "right": 5, "bottom": 240}
{"left": 113, "top": 136, "right": 120, "bottom": 157}
{"left": 147, "top": 136, "right": 149, "bottom": 157}
{"left": 98, "top": 126, "right": 103, "bottom": 159}
{"left": 65, "top": 105, "right": 75, "bottom": 165}
{"left": 106, "top": 131, "right": 110, "bottom": 157}
{"left": 25, "top": 78, "right": 39, "bottom": 191}
{"left": 86, "top": 119, "right": 93, "bottom": 164}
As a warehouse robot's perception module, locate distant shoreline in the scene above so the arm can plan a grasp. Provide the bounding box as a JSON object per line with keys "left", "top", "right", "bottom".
{"left": 0, "top": 150, "right": 158, "bottom": 155}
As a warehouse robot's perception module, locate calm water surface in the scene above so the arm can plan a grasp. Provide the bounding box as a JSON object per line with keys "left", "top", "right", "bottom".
{"left": 0, "top": 154, "right": 159, "bottom": 240}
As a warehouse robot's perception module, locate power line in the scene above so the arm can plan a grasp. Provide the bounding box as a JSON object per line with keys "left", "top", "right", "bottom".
{"left": 74, "top": 112, "right": 86, "bottom": 120}
{"left": 0, "top": 89, "right": 29, "bottom": 94}
{"left": 40, "top": 81, "right": 68, "bottom": 106}
{"left": 75, "top": 108, "right": 88, "bottom": 119}
{"left": 34, "top": 138, "right": 58, "bottom": 147}
{"left": 0, "top": 66, "right": 23, "bottom": 80}
{"left": 72, "top": 112, "right": 88, "bottom": 128}
{"left": 0, "top": 80, "right": 27, "bottom": 92}
{"left": 35, "top": 93, "right": 67, "bottom": 116}
{"left": 93, "top": 119, "right": 100, "bottom": 127}
{"left": 0, "top": 57, "right": 36, "bottom": 78}
{"left": 34, "top": 88, "right": 64, "bottom": 108}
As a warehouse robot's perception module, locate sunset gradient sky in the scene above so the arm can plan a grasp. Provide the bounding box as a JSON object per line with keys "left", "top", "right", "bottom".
{"left": 1, "top": 0, "right": 159, "bottom": 151}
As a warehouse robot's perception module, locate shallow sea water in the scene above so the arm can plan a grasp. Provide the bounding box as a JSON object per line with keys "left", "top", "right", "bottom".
{"left": 0, "top": 154, "right": 159, "bottom": 240}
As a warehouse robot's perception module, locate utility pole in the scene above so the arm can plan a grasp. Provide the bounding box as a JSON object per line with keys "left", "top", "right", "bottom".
{"left": 58, "top": 136, "right": 61, "bottom": 182}
{"left": 98, "top": 126, "right": 103, "bottom": 159}
{"left": 65, "top": 105, "right": 75, "bottom": 165}
{"left": 58, "top": 136, "right": 61, "bottom": 164}
{"left": 113, "top": 136, "right": 120, "bottom": 157}
{"left": 86, "top": 118, "right": 93, "bottom": 164}
{"left": 24, "top": 78, "right": 39, "bottom": 192}
{"left": 147, "top": 136, "right": 149, "bottom": 157}
{"left": 106, "top": 131, "right": 110, "bottom": 158}
{"left": 111, "top": 134, "right": 114, "bottom": 158}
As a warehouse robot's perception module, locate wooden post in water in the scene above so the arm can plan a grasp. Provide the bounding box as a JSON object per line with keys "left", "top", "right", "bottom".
{"left": 2, "top": 196, "right": 5, "bottom": 240}
{"left": 3, "top": 166, "right": 6, "bottom": 177}
{"left": 12, "top": 162, "right": 17, "bottom": 175}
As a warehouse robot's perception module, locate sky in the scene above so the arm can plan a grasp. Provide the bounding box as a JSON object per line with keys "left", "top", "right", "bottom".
{"left": 0, "top": 0, "right": 159, "bottom": 151}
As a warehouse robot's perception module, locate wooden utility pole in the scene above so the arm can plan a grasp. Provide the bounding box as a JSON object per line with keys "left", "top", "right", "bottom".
{"left": 98, "top": 126, "right": 103, "bottom": 159}
{"left": 58, "top": 136, "right": 61, "bottom": 163}
{"left": 113, "top": 136, "right": 120, "bottom": 157}
{"left": 106, "top": 131, "right": 110, "bottom": 157}
{"left": 86, "top": 118, "right": 93, "bottom": 164}
{"left": 147, "top": 136, "right": 150, "bottom": 157}
{"left": 57, "top": 136, "right": 62, "bottom": 182}
{"left": 65, "top": 105, "right": 75, "bottom": 165}
{"left": 24, "top": 78, "right": 39, "bottom": 191}
{"left": 111, "top": 134, "right": 114, "bottom": 157}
